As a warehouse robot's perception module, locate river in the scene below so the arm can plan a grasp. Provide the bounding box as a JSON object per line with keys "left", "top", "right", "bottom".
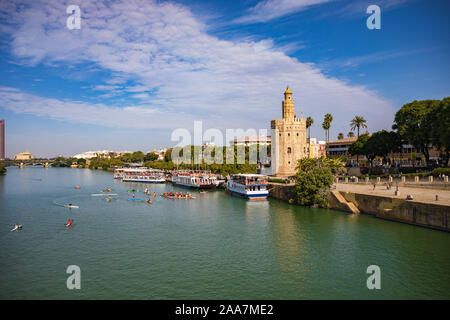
{"left": 0, "top": 167, "right": 449, "bottom": 299}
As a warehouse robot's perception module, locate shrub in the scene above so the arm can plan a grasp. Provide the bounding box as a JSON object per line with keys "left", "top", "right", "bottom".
{"left": 290, "top": 158, "right": 336, "bottom": 207}
{"left": 398, "top": 167, "right": 428, "bottom": 174}
{"left": 369, "top": 168, "right": 384, "bottom": 175}
{"left": 268, "top": 178, "right": 289, "bottom": 184}
{"left": 431, "top": 168, "right": 450, "bottom": 177}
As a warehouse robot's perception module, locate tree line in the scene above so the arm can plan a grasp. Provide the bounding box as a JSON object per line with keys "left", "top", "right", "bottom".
{"left": 306, "top": 114, "right": 367, "bottom": 142}
{"left": 305, "top": 97, "right": 448, "bottom": 167}
{"left": 52, "top": 145, "right": 269, "bottom": 177}
{"left": 348, "top": 97, "right": 449, "bottom": 167}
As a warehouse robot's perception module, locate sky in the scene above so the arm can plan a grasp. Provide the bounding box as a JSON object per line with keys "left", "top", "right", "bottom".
{"left": 0, "top": 0, "right": 448, "bottom": 158}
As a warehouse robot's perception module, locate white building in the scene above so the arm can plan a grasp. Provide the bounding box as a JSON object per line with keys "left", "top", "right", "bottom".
{"left": 146, "top": 148, "right": 167, "bottom": 161}
{"left": 307, "top": 138, "right": 327, "bottom": 158}
{"left": 230, "top": 135, "right": 271, "bottom": 147}
{"left": 73, "top": 150, "right": 131, "bottom": 159}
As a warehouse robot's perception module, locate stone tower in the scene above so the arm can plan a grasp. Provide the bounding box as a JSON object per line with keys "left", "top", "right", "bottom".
{"left": 270, "top": 87, "right": 307, "bottom": 177}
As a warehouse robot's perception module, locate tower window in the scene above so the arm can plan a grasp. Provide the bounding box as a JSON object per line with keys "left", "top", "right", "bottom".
{"left": 287, "top": 147, "right": 291, "bottom": 153}
{"left": 297, "top": 133, "right": 299, "bottom": 136}
{"left": 288, "top": 133, "right": 290, "bottom": 136}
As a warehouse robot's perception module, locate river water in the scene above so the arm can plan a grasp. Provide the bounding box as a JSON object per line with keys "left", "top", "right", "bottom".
{"left": 0, "top": 167, "right": 449, "bottom": 299}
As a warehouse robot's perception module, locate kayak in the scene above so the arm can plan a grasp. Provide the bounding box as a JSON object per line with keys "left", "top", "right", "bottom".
{"left": 164, "top": 195, "right": 195, "bottom": 200}
{"left": 128, "top": 198, "right": 140, "bottom": 201}
{"left": 65, "top": 205, "right": 79, "bottom": 208}
{"left": 91, "top": 193, "right": 118, "bottom": 196}
{"left": 11, "top": 225, "right": 23, "bottom": 232}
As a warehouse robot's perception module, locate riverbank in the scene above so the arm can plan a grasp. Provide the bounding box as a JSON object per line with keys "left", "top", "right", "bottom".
{"left": 268, "top": 183, "right": 450, "bottom": 232}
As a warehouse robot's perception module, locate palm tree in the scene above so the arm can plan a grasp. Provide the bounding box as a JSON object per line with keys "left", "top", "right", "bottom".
{"left": 324, "top": 113, "right": 333, "bottom": 141}
{"left": 322, "top": 119, "right": 330, "bottom": 141}
{"left": 350, "top": 116, "right": 367, "bottom": 137}
{"left": 337, "top": 132, "right": 344, "bottom": 140}
{"left": 347, "top": 131, "right": 355, "bottom": 138}
{"left": 306, "top": 116, "right": 314, "bottom": 139}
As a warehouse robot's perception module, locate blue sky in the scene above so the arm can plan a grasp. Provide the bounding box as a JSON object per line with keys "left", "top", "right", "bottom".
{"left": 0, "top": 0, "right": 448, "bottom": 158}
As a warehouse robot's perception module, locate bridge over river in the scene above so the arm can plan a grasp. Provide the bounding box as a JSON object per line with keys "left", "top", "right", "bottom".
{"left": 0, "top": 159, "right": 56, "bottom": 168}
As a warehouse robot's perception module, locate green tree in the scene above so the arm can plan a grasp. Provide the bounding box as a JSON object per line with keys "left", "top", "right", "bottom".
{"left": 337, "top": 132, "right": 344, "bottom": 140}
{"left": 393, "top": 99, "right": 439, "bottom": 167}
{"left": 350, "top": 116, "right": 367, "bottom": 137}
{"left": 306, "top": 116, "right": 314, "bottom": 139}
{"left": 366, "top": 130, "right": 402, "bottom": 165}
{"left": 425, "top": 97, "right": 450, "bottom": 166}
{"left": 109, "top": 158, "right": 124, "bottom": 168}
{"left": 65, "top": 157, "right": 77, "bottom": 167}
{"left": 348, "top": 133, "right": 370, "bottom": 164}
{"left": 164, "top": 149, "right": 172, "bottom": 162}
{"left": 0, "top": 164, "right": 6, "bottom": 175}
{"left": 290, "top": 158, "right": 335, "bottom": 207}
{"left": 322, "top": 113, "right": 333, "bottom": 141}
{"left": 322, "top": 118, "right": 330, "bottom": 141}
{"left": 347, "top": 131, "right": 355, "bottom": 138}
{"left": 120, "top": 153, "right": 133, "bottom": 162}
{"left": 131, "top": 151, "right": 145, "bottom": 163}
{"left": 144, "top": 152, "right": 159, "bottom": 162}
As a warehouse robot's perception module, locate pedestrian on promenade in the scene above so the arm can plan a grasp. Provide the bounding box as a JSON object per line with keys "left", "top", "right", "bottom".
{"left": 373, "top": 183, "right": 376, "bottom": 190}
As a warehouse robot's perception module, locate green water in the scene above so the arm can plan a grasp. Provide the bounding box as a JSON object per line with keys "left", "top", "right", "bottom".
{"left": 0, "top": 167, "right": 449, "bottom": 299}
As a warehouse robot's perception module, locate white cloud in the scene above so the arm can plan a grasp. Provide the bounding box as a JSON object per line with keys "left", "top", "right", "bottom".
{"left": 319, "top": 0, "right": 414, "bottom": 19}
{"left": 0, "top": 86, "right": 192, "bottom": 129}
{"left": 321, "top": 48, "right": 429, "bottom": 70}
{"left": 234, "top": 0, "right": 334, "bottom": 24}
{"left": 92, "top": 85, "right": 121, "bottom": 91}
{"left": 0, "top": 0, "right": 397, "bottom": 136}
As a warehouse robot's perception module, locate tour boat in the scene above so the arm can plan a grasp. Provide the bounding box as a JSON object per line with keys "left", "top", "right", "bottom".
{"left": 119, "top": 168, "right": 166, "bottom": 183}
{"left": 113, "top": 168, "right": 125, "bottom": 179}
{"left": 226, "top": 174, "right": 269, "bottom": 200}
{"left": 171, "top": 171, "right": 217, "bottom": 189}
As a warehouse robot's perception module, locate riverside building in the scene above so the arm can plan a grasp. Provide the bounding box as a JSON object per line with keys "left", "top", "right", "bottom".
{"left": 270, "top": 87, "right": 307, "bottom": 177}
{"left": 14, "top": 149, "right": 35, "bottom": 160}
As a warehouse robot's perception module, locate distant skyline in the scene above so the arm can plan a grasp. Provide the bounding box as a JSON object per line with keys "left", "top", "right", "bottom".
{"left": 0, "top": 0, "right": 449, "bottom": 158}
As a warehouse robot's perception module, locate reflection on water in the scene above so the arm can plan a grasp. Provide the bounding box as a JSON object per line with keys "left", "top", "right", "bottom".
{"left": 269, "top": 202, "right": 310, "bottom": 289}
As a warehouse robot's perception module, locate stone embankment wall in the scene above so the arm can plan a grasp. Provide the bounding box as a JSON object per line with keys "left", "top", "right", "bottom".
{"left": 268, "top": 183, "right": 449, "bottom": 232}
{"left": 268, "top": 183, "right": 293, "bottom": 201}
{"left": 339, "top": 192, "right": 449, "bottom": 232}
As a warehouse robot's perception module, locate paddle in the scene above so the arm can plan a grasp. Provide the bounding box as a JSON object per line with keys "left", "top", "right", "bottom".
{"left": 10, "top": 225, "right": 22, "bottom": 232}
{"left": 64, "top": 219, "right": 74, "bottom": 227}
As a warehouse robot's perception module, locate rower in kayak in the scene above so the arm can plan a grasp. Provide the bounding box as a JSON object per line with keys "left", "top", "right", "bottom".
{"left": 65, "top": 219, "right": 73, "bottom": 228}
{"left": 11, "top": 224, "right": 22, "bottom": 232}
